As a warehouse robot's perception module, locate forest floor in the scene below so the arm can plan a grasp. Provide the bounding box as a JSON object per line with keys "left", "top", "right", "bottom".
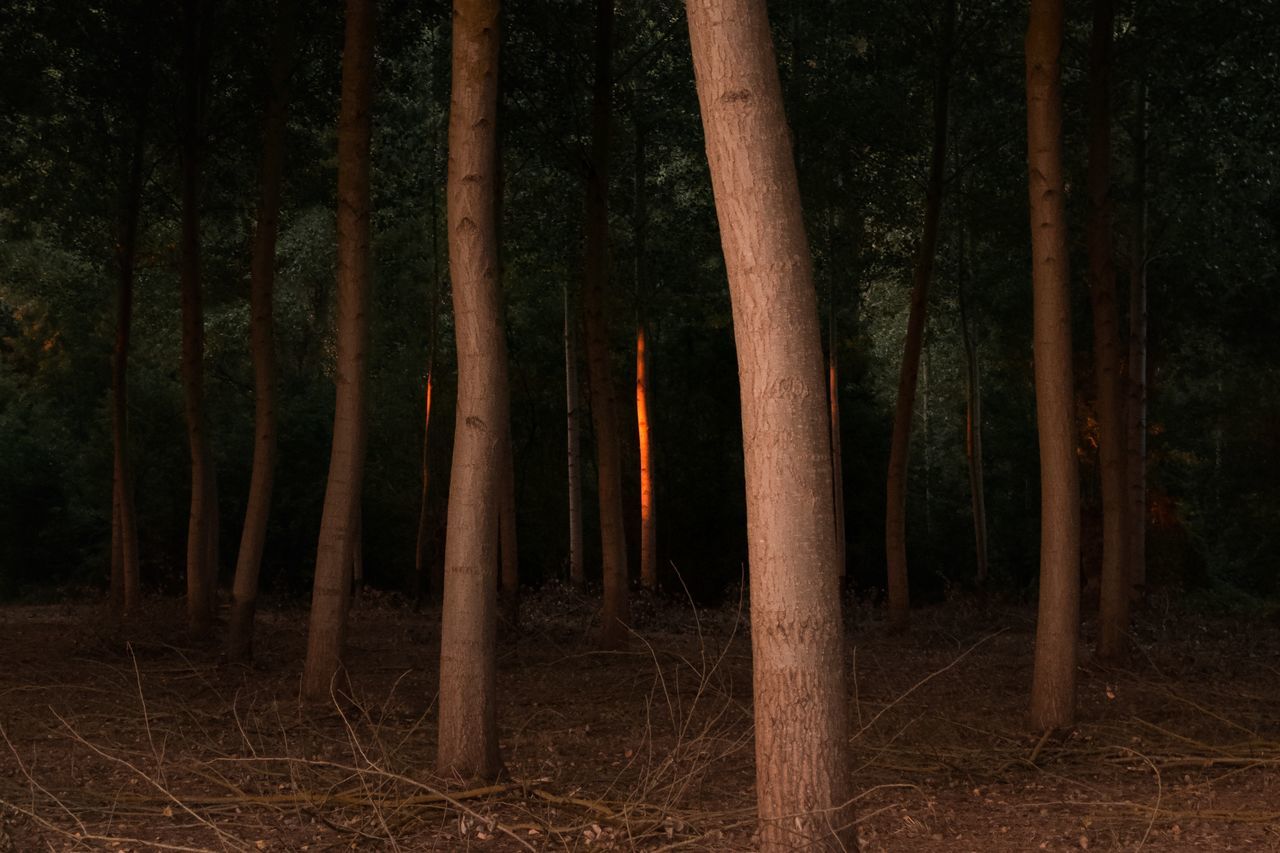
{"left": 0, "top": 585, "right": 1278, "bottom": 852}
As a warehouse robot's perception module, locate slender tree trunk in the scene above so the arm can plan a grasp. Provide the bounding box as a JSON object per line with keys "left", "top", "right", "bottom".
{"left": 416, "top": 145, "right": 444, "bottom": 605}
{"left": 582, "top": 0, "right": 630, "bottom": 649}
{"left": 828, "top": 306, "right": 846, "bottom": 577}
{"left": 1126, "top": 82, "right": 1148, "bottom": 601}
{"left": 686, "top": 1, "right": 853, "bottom": 847}
{"left": 636, "top": 323, "right": 657, "bottom": 590}
{"left": 1086, "top": 0, "right": 1129, "bottom": 661}
{"left": 565, "top": 287, "right": 585, "bottom": 586}
{"left": 228, "top": 0, "right": 298, "bottom": 662}
{"left": 958, "top": 232, "right": 988, "bottom": 585}
{"left": 180, "top": 0, "right": 218, "bottom": 638}
{"left": 437, "top": 0, "right": 508, "bottom": 782}
{"left": 300, "top": 0, "right": 374, "bottom": 702}
{"left": 1026, "top": 0, "right": 1081, "bottom": 731}
{"left": 884, "top": 0, "right": 955, "bottom": 633}
{"left": 110, "top": 67, "right": 149, "bottom": 619}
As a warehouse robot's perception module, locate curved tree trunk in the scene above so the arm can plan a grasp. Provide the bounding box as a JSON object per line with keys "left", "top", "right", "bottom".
{"left": 1026, "top": 0, "right": 1081, "bottom": 731}
{"left": 180, "top": 0, "right": 218, "bottom": 638}
{"left": 1126, "top": 82, "right": 1148, "bottom": 602}
{"left": 228, "top": 0, "right": 298, "bottom": 662}
{"left": 686, "top": 1, "right": 854, "bottom": 848}
{"left": 436, "top": 0, "right": 508, "bottom": 782}
{"left": 884, "top": 0, "right": 955, "bottom": 633}
{"left": 565, "top": 288, "right": 585, "bottom": 587}
{"left": 582, "top": 0, "right": 630, "bottom": 649}
{"left": 1086, "top": 0, "right": 1129, "bottom": 661}
{"left": 300, "top": 0, "right": 374, "bottom": 702}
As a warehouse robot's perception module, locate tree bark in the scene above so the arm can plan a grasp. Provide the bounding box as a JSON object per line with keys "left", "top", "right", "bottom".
{"left": 686, "top": 1, "right": 854, "bottom": 848}
{"left": 582, "top": 0, "right": 630, "bottom": 649}
{"left": 300, "top": 0, "right": 374, "bottom": 702}
{"left": 228, "top": 0, "right": 298, "bottom": 662}
{"left": 1086, "top": 0, "right": 1129, "bottom": 661}
{"left": 565, "top": 287, "right": 585, "bottom": 587}
{"left": 1126, "top": 82, "right": 1148, "bottom": 601}
{"left": 636, "top": 322, "right": 656, "bottom": 590}
{"left": 180, "top": 0, "right": 218, "bottom": 638}
{"left": 436, "top": 0, "right": 508, "bottom": 782}
{"left": 958, "top": 232, "right": 988, "bottom": 585}
{"left": 1026, "top": 0, "right": 1081, "bottom": 731}
{"left": 884, "top": 0, "right": 955, "bottom": 632}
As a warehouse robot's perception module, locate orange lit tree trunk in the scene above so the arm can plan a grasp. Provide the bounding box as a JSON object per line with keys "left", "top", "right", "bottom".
{"left": 565, "top": 287, "right": 585, "bottom": 586}
{"left": 1026, "top": 0, "right": 1081, "bottom": 731}
{"left": 413, "top": 238, "right": 440, "bottom": 604}
{"left": 828, "top": 299, "right": 845, "bottom": 578}
{"left": 1126, "top": 82, "right": 1148, "bottom": 601}
{"left": 228, "top": 0, "right": 298, "bottom": 662}
{"left": 958, "top": 231, "right": 988, "bottom": 584}
{"left": 437, "top": 0, "right": 509, "bottom": 781}
{"left": 687, "top": 1, "right": 854, "bottom": 847}
{"left": 109, "top": 62, "right": 149, "bottom": 619}
{"left": 1086, "top": 0, "right": 1129, "bottom": 661}
{"left": 582, "top": 0, "right": 629, "bottom": 648}
{"left": 884, "top": 0, "right": 954, "bottom": 632}
{"left": 300, "top": 0, "right": 374, "bottom": 701}
{"left": 634, "top": 121, "right": 657, "bottom": 592}
{"left": 180, "top": 0, "right": 218, "bottom": 638}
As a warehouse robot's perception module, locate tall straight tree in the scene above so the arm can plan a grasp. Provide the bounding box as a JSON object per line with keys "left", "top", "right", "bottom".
{"left": 1086, "top": 0, "right": 1129, "bottom": 660}
{"left": 686, "top": 1, "right": 854, "bottom": 848}
{"left": 227, "top": 0, "right": 299, "bottom": 662}
{"left": 1026, "top": 0, "right": 1081, "bottom": 731}
{"left": 581, "top": 0, "right": 630, "bottom": 649}
{"left": 958, "top": 230, "right": 989, "bottom": 584}
{"left": 564, "top": 288, "right": 585, "bottom": 587}
{"left": 634, "top": 120, "right": 657, "bottom": 592}
{"left": 1126, "top": 80, "right": 1148, "bottom": 601}
{"left": 300, "top": 0, "right": 374, "bottom": 702}
{"left": 884, "top": 0, "right": 955, "bottom": 632}
{"left": 437, "top": 0, "right": 509, "bottom": 781}
{"left": 179, "top": 0, "right": 218, "bottom": 637}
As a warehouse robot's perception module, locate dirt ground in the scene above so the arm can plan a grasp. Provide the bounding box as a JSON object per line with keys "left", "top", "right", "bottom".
{"left": 0, "top": 585, "right": 1277, "bottom": 851}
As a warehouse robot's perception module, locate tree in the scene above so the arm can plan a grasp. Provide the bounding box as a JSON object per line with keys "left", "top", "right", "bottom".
{"left": 634, "top": 120, "right": 657, "bottom": 592}
{"left": 884, "top": 0, "right": 956, "bottom": 632}
{"left": 581, "top": 0, "right": 630, "bottom": 649}
{"left": 228, "top": 0, "right": 299, "bottom": 662}
{"left": 179, "top": 0, "right": 219, "bottom": 637}
{"left": 1026, "top": 0, "right": 1081, "bottom": 731}
{"left": 564, "top": 287, "right": 585, "bottom": 587}
{"left": 436, "top": 0, "right": 509, "bottom": 781}
{"left": 685, "top": 0, "right": 854, "bottom": 847}
{"left": 957, "top": 229, "right": 988, "bottom": 585}
{"left": 300, "top": 0, "right": 374, "bottom": 702}
{"left": 1126, "top": 80, "right": 1148, "bottom": 602}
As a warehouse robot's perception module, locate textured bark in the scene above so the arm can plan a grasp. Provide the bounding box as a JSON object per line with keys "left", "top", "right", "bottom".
{"left": 958, "top": 234, "right": 988, "bottom": 585}
{"left": 1026, "top": 0, "right": 1081, "bottom": 731}
{"left": 1086, "top": 0, "right": 1129, "bottom": 661}
{"left": 300, "top": 0, "right": 374, "bottom": 702}
{"left": 582, "top": 0, "right": 630, "bottom": 649}
{"left": 1126, "top": 82, "right": 1148, "bottom": 601}
{"left": 180, "top": 0, "right": 218, "bottom": 638}
{"left": 636, "top": 323, "right": 657, "bottom": 590}
{"left": 565, "top": 288, "right": 585, "bottom": 587}
{"left": 884, "top": 0, "right": 954, "bottom": 632}
{"left": 228, "top": 0, "right": 298, "bottom": 662}
{"left": 436, "top": 0, "right": 508, "bottom": 782}
{"left": 686, "top": 1, "right": 854, "bottom": 847}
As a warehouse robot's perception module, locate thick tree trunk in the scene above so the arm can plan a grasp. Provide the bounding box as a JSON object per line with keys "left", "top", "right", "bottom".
{"left": 636, "top": 323, "right": 656, "bottom": 590}
{"left": 565, "top": 288, "right": 585, "bottom": 587}
{"left": 958, "top": 234, "right": 989, "bottom": 585}
{"left": 1086, "top": 0, "right": 1129, "bottom": 661}
{"left": 180, "top": 0, "right": 218, "bottom": 638}
{"left": 1026, "top": 0, "right": 1081, "bottom": 731}
{"left": 686, "top": 1, "right": 854, "bottom": 848}
{"left": 884, "top": 0, "right": 955, "bottom": 633}
{"left": 228, "top": 0, "right": 298, "bottom": 662}
{"left": 110, "top": 69, "right": 148, "bottom": 619}
{"left": 1126, "top": 82, "right": 1148, "bottom": 601}
{"left": 300, "top": 0, "right": 374, "bottom": 702}
{"left": 582, "top": 0, "right": 630, "bottom": 649}
{"left": 436, "top": 0, "right": 508, "bottom": 782}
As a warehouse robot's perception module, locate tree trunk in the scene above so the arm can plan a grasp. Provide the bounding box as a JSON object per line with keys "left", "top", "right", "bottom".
{"left": 1086, "top": 0, "right": 1129, "bottom": 661}
{"left": 636, "top": 322, "right": 656, "bottom": 590}
{"left": 228, "top": 0, "right": 298, "bottom": 662}
{"left": 110, "top": 63, "right": 149, "bottom": 620}
{"left": 180, "top": 0, "right": 218, "bottom": 638}
{"left": 828, "top": 307, "right": 846, "bottom": 578}
{"left": 582, "top": 0, "right": 630, "bottom": 649}
{"left": 958, "top": 232, "right": 989, "bottom": 585}
{"left": 436, "top": 0, "right": 508, "bottom": 782}
{"left": 416, "top": 142, "right": 444, "bottom": 605}
{"left": 1026, "top": 0, "right": 1081, "bottom": 731}
{"left": 300, "top": 0, "right": 374, "bottom": 702}
{"left": 884, "top": 0, "right": 955, "bottom": 633}
{"left": 1126, "top": 82, "right": 1148, "bottom": 602}
{"left": 686, "top": 1, "right": 854, "bottom": 848}
{"left": 565, "top": 287, "right": 585, "bottom": 587}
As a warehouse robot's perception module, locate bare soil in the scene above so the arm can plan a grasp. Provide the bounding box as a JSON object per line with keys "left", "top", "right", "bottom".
{"left": 0, "top": 585, "right": 1277, "bottom": 851}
